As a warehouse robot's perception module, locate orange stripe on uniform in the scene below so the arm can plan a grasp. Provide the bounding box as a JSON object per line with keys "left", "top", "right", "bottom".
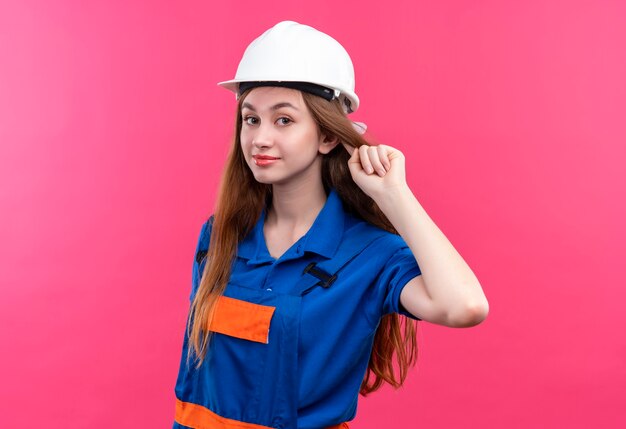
{"left": 208, "top": 296, "right": 275, "bottom": 344}
{"left": 176, "top": 399, "right": 274, "bottom": 429}
{"left": 175, "top": 399, "right": 349, "bottom": 429}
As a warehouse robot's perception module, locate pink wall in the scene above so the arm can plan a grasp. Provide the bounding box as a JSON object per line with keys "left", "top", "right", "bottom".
{"left": 1, "top": 1, "right": 624, "bottom": 427}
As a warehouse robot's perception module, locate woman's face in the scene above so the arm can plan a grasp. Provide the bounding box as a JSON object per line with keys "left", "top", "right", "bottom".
{"left": 240, "top": 87, "right": 337, "bottom": 186}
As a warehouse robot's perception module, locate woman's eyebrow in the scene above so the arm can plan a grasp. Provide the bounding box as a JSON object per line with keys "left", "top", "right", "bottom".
{"left": 242, "top": 102, "right": 300, "bottom": 111}
{"left": 271, "top": 102, "right": 299, "bottom": 111}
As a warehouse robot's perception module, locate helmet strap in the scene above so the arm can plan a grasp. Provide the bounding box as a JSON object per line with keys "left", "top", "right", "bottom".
{"left": 238, "top": 81, "right": 335, "bottom": 102}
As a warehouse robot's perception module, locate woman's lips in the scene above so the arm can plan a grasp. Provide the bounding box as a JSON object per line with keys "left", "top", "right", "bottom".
{"left": 253, "top": 155, "right": 280, "bottom": 166}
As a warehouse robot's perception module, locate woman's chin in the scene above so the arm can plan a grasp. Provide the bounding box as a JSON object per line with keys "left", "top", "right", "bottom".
{"left": 250, "top": 172, "right": 278, "bottom": 185}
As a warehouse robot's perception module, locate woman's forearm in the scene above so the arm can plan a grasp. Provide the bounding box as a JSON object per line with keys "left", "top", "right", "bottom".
{"left": 375, "top": 185, "right": 489, "bottom": 325}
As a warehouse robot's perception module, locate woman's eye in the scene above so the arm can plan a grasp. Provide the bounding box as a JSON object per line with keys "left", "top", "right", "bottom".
{"left": 243, "top": 116, "right": 258, "bottom": 125}
{"left": 277, "top": 117, "right": 292, "bottom": 125}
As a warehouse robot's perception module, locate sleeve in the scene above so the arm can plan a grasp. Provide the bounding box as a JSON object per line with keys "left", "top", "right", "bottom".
{"left": 375, "top": 236, "right": 422, "bottom": 320}
{"left": 189, "top": 216, "right": 214, "bottom": 302}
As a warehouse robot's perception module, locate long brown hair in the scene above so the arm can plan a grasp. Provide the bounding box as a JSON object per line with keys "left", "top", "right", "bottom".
{"left": 187, "top": 88, "right": 417, "bottom": 395}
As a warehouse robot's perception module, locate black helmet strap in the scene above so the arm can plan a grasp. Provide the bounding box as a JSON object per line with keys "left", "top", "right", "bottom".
{"left": 238, "top": 81, "right": 335, "bottom": 102}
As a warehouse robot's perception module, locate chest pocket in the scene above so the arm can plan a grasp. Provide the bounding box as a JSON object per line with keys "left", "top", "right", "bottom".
{"left": 209, "top": 295, "right": 275, "bottom": 344}
{"left": 198, "top": 281, "right": 300, "bottom": 428}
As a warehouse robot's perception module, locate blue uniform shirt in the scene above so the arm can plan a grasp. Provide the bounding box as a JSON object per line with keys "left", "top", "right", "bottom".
{"left": 185, "top": 189, "right": 421, "bottom": 428}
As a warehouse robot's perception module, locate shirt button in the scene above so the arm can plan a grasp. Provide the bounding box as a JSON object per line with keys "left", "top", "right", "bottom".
{"left": 266, "top": 288, "right": 272, "bottom": 292}
{"left": 296, "top": 245, "right": 302, "bottom": 253}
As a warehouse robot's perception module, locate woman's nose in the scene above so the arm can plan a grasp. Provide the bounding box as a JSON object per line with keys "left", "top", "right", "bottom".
{"left": 251, "top": 123, "right": 274, "bottom": 148}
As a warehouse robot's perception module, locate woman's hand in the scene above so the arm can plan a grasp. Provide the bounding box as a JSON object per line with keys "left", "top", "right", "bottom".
{"left": 343, "top": 142, "right": 488, "bottom": 327}
{"left": 343, "top": 143, "right": 409, "bottom": 201}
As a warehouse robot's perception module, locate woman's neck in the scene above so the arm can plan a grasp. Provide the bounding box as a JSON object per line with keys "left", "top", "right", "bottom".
{"left": 266, "top": 180, "right": 327, "bottom": 230}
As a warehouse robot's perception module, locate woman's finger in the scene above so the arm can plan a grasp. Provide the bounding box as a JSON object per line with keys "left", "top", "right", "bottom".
{"left": 358, "top": 145, "right": 375, "bottom": 174}
{"left": 378, "top": 145, "right": 391, "bottom": 171}
{"left": 342, "top": 142, "right": 356, "bottom": 156}
{"left": 367, "top": 146, "right": 387, "bottom": 176}
{"left": 346, "top": 143, "right": 362, "bottom": 176}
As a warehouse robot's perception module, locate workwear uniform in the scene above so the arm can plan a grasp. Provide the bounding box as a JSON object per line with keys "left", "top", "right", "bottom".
{"left": 173, "top": 189, "right": 421, "bottom": 429}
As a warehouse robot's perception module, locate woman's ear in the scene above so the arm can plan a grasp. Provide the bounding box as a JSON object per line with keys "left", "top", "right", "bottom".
{"left": 318, "top": 133, "right": 339, "bottom": 155}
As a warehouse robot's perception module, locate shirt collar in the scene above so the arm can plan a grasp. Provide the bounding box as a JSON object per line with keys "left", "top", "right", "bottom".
{"left": 237, "top": 188, "right": 345, "bottom": 263}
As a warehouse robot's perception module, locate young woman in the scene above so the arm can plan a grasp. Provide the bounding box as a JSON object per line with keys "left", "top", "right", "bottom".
{"left": 173, "top": 21, "right": 488, "bottom": 429}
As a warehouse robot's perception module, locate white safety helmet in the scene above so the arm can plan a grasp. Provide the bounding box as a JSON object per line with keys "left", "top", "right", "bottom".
{"left": 218, "top": 21, "right": 360, "bottom": 115}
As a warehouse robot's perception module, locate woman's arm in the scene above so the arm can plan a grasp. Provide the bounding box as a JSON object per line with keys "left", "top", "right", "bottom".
{"left": 344, "top": 143, "right": 489, "bottom": 327}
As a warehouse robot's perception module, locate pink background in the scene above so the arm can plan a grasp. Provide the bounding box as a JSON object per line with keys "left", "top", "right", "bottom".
{"left": 1, "top": 0, "right": 624, "bottom": 427}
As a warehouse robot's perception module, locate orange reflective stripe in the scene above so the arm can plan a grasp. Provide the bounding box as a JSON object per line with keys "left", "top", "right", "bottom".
{"left": 176, "top": 399, "right": 349, "bottom": 429}
{"left": 175, "top": 399, "right": 273, "bottom": 429}
{"left": 208, "top": 296, "right": 275, "bottom": 343}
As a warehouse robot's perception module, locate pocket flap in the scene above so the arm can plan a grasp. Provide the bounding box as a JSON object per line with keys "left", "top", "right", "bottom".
{"left": 209, "top": 296, "right": 275, "bottom": 344}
